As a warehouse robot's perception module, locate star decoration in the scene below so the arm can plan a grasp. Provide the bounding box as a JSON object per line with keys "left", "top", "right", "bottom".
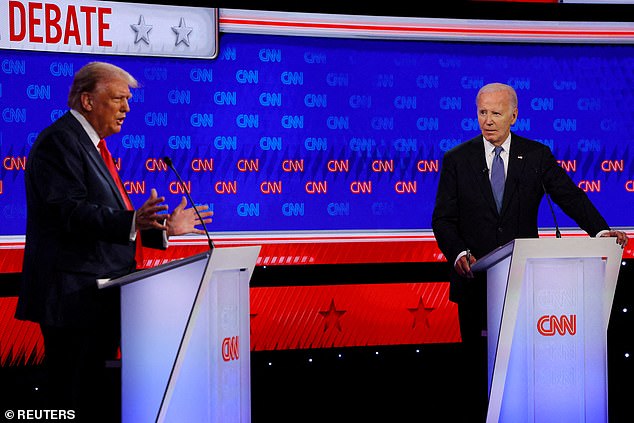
{"left": 172, "top": 17, "right": 193, "bottom": 47}
{"left": 318, "top": 299, "right": 346, "bottom": 332}
{"left": 131, "top": 15, "right": 152, "bottom": 45}
{"left": 408, "top": 297, "right": 435, "bottom": 329}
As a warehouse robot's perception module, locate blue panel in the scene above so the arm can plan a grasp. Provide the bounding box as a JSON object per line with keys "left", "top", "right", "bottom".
{"left": 0, "top": 35, "right": 632, "bottom": 234}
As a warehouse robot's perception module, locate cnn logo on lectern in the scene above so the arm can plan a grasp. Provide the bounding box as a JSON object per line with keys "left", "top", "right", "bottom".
{"left": 222, "top": 336, "right": 240, "bottom": 361}
{"left": 537, "top": 314, "right": 577, "bottom": 336}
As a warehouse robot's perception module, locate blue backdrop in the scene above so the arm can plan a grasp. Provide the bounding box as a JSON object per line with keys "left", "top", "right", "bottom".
{"left": 0, "top": 33, "right": 632, "bottom": 235}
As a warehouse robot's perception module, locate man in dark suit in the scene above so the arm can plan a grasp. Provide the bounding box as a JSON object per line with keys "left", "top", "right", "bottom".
{"left": 431, "top": 82, "right": 628, "bottom": 422}
{"left": 15, "top": 61, "right": 212, "bottom": 421}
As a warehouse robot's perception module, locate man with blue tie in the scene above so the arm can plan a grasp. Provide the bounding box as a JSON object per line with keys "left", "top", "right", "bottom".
{"left": 432, "top": 82, "right": 628, "bottom": 422}
{"left": 15, "top": 61, "right": 213, "bottom": 421}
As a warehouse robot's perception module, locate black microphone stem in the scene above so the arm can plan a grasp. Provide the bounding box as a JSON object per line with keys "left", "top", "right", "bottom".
{"left": 163, "top": 157, "right": 215, "bottom": 250}
{"left": 537, "top": 161, "right": 562, "bottom": 239}
{"left": 543, "top": 184, "right": 562, "bottom": 239}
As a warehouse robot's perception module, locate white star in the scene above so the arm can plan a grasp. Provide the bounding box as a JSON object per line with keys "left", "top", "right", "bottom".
{"left": 131, "top": 15, "right": 152, "bottom": 45}
{"left": 172, "top": 18, "right": 193, "bottom": 47}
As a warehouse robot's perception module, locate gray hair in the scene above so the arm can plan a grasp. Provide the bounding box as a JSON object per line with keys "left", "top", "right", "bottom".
{"left": 476, "top": 82, "right": 518, "bottom": 109}
{"left": 67, "top": 61, "right": 138, "bottom": 110}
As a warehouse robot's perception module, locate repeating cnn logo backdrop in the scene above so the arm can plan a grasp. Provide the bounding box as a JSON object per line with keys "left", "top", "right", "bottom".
{"left": 0, "top": 33, "right": 632, "bottom": 235}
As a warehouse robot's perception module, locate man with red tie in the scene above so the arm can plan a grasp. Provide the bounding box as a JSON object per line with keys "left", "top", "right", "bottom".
{"left": 15, "top": 61, "right": 212, "bottom": 421}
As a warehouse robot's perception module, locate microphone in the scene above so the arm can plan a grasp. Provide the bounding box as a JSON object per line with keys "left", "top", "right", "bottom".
{"left": 541, "top": 180, "right": 562, "bottom": 239}
{"left": 163, "top": 156, "right": 215, "bottom": 250}
{"left": 482, "top": 167, "right": 489, "bottom": 174}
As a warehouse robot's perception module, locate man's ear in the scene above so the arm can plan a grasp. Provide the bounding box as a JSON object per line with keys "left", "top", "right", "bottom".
{"left": 80, "top": 92, "right": 93, "bottom": 111}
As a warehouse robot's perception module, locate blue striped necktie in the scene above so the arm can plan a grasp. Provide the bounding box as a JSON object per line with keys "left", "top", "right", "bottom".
{"left": 491, "top": 146, "right": 505, "bottom": 213}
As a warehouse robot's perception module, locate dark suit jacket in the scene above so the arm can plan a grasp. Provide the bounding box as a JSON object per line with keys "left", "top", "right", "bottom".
{"left": 16, "top": 112, "right": 164, "bottom": 328}
{"left": 432, "top": 133, "right": 609, "bottom": 303}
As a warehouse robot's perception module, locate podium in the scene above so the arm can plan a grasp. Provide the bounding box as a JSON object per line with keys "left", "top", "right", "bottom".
{"left": 471, "top": 238, "right": 623, "bottom": 423}
{"left": 98, "top": 246, "right": 260, "bottom": 423}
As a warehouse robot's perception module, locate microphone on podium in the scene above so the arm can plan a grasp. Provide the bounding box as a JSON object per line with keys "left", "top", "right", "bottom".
{"left": 535, "top": 165, "right": 561, "bottom": 239}
{"left": 163, "top": 156, "right": 215, "bottom": 250}
{"left": 542, "top": 181, "right": 562, "bottom": 239}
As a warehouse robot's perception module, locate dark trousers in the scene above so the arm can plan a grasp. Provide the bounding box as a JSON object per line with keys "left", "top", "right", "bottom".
{"left": 40, "top": 319, "right": 120, "bottom": 422}
{"left": 455, "top": 275, "right": 489, "bottom": 423}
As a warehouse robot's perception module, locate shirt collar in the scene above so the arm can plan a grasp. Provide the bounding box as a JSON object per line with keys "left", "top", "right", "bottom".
{"left": 483, "top": 133, "right": 512, "bottom": 156}
{"left": 70, "top": 109, "right": 100, "bottom": 149}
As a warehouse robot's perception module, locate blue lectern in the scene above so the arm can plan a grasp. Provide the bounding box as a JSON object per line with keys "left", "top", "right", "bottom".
{"left": 99, "top": 246, "right": 260, "bottom": 423}
{"left": 473, "top": 238, "right": 623, "bottom": 423}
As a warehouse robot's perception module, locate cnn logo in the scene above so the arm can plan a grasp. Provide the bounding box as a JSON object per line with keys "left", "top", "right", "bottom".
{"left": 537, "top": 314, "right": 577, "bottom": 336}
{"left": 222, "top": 336, "right": 239, "bottom": 361}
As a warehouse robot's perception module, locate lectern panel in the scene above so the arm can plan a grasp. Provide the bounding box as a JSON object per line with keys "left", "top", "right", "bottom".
{"left": 111, "top": 246, "right": 259, "bottom": 423}
{"left": 121, "top": 255, "right": 208, "bottom": 422}
{"left": 483, "top": 239, "right": 620, "bottom": 423}
{"left": 163, "top": 269, "right": 250, "bottom": 422}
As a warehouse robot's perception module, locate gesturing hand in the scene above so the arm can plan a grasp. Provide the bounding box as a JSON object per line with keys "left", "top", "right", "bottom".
{"left": 135, "top": 188, "right": 169, "bottom": 231}
{"left": 166, "top": 196, "right": 214, "bottom": 236}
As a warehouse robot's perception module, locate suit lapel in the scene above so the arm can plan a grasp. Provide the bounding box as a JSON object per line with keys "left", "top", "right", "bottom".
{"left": 466, "top": 137, "right": 499, "bottom": 215}
{"left": 66, "top": 113, "right": 128, "bottom": 210}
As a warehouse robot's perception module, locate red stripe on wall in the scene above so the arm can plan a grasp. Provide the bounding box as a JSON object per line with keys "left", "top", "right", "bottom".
{"left": 0, "top": 281, "right": 459, "bottom": 367}
{"left": 0, "top": 297, "right": 44, "bottom": 366}
{"left": 250, "top": 282, "right": 459, "bottom": 351}
{"left": 3, "top": 232, "right": 631, "bottom": 273}
{"left": 0, "top": 235, "right": 446, "bottom": 273}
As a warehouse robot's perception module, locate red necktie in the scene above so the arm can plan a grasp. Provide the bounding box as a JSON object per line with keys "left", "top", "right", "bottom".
{"left": 98, "top": 139, "right": 144, "bottom": 267}
{"left": 98, "top": 139, "right": 133, "bottom": 210}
